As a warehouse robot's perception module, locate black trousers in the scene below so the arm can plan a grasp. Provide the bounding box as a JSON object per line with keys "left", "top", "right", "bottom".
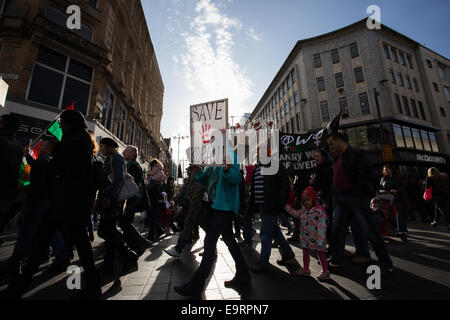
{"left": 8, "top": 214, "right": 100, "bottom": 298}
{"left": 98, "top": 214, "right": 132, "bottom": 267}
{"left": 119, "top": 205, "right": 148, "bottom": 251}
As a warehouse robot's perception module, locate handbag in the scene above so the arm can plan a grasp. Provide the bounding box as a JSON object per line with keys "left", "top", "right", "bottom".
{"left": 108, "top": 158, "right": 139, "bottom": 202}
{"left": 423, "top": 186, "right": 433, "bottom": 201}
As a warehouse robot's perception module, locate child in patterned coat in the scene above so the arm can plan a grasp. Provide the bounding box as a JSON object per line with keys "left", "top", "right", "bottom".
{"left": 284, "top": 186, "right": 330, "bottom": 281}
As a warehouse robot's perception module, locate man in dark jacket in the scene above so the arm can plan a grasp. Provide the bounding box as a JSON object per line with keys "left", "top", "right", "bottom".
{"left": 6, "top": 110, "right": 101, "bottom": 299}
{"left": 0, "top": 114, "right": 23, "bottom": 236}
{"left": 327, "top": 132, "right": 393, "bottom": 274}
{"left": 249, "top": 161, "right": 297, "bottom": 273}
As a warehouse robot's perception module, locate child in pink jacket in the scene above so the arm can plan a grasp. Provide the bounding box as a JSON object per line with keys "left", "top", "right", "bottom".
{"left": 284, "top": 187, "right": 330, "bottom": 281}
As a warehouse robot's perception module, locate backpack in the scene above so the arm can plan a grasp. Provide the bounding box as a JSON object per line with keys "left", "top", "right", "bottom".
{"left": 92, "top": 155, "right": 108, "bottom": 191}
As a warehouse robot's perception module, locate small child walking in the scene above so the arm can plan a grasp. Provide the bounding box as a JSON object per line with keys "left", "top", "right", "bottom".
{"left": 284, "top": 187, "right": 330, "bottom": 281}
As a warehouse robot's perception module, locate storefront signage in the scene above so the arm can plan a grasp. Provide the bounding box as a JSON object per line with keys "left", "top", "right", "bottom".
{"left": 416, "top": 154, "right": 446, "bottom": 164}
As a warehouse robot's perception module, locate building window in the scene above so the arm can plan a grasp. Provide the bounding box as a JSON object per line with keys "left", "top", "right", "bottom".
{"left": 335, "top": 72, "right": 344, "bottom": 88}
{"left": 296, "top": 113, "right": 301, "bottom": 131}
{"left": 339, "top": 97, "right": 349, "bottom": 118}
{"left": 281, "top": 106, "right": 284, "bottom": 117}
{"left": 317, "top": 77, "right": 325, "bottom": 91}
{"left": 402, "top": 126, "right": 414, "bottom": 149}
{"left": 287, "top": 76, "right": 292, "bottom": 89}
{"left": 349, "top": 42, "right": 359, "bottom": 58}
{"left": 410, "top": 99, "right": 419, "bottom": 118}
{"left": 413, "top": 78, "right": 419, "bottom": 92}
{"left": 391, "top": 47, "right": 398, "bottom": 62}
{"left": 285, "top": 102, "right": 289, "bottom": 115}
{"left": 46, "top": 5, "right": 93, "bottom": 42}
{"left": 445, "top": 87, "right": 450, "bottom": 102}
{"left": 116, "top": 105, "right": 127, "bottom": 141}
{"left": 101, "top": 87, "right": 115, "bottom": 131}
{"left": 396, "top": 72, "right": 404, "bottom": 86}
{"left": 291, "top": 69, "right": 296, "bottom": 83}
{"left": 388, "top": 69, "right": 396, "bottom": 84}
{"left": 275, "top": 93, "right": 279, "bottom": 104}
{"left": 383, "top": 44, "right": 390, "bottom": 59}
{"left": 399, "top": 52, "right": 406, "bottom": 66}
{"left": 27, "top": 46, "right": 93, "bottom": 115}
{"left": 283, "top": 81, "right": 287, "bottom": 94}
{"left": 320, "top": 101, "right": 330, "bottom": 121}
{"left": 394, "top": 94, "right": 403, "bottom": 114}
{"left": 418, "top": 101, "right": 426, "bottom": 120}
{"left": 314, "top": 54, "right": 322, "bottom": 68}
{"left": 406, "top": 75, "right": 412, "bottom": 89}
{"left": 279, "top": 87, "right": 282, "bottom": 99}
{"left": 393, "top": 124, "right": 405, "bottom": 148}
{"left": 359, "top": 92, "right": 371, "bottom": 115}
{"left": 128, "top": 118, "right": 135, "bottom": 145}
{"left": 407, "top": 55, "right": 414, "bottom": 69}
{"left": 402, "top": 96, "right": 411, "bottom": 116}
{"left": 291, "top": 118, "right": 296, "bottom": 133}
{"left": 354, "top": 67, "right": 364, "bottom": 83}
{"left": 438, "top": 64, "right": 446, "bottom": 79}
{"left": 294, "top": 91, "right": 299, "bottom": 105}
{"left": 426, "top": 59, "right": 433, "bottom": 69}
{"left": 286, "top": 122, "right": 290, "bottom": 134}
{"left": 429, "top": 132, "right": 439, "bottom": 152}
{"left": 433, "top": 82, "right": 439, "bottom": 92}
{"left": 421, "top": 130, "right": 431, "bottom": 151}
{"left": 331, "top": 49, "right": 340, "bottom": 64}
{"left": 440, "top": 107, "right": 446, "bottom": 117}
{"left": 289, "top": 96, "right": 294, "bottom": 109}
{"left": 411, "top": 128, "right": 423, "bottom": 150}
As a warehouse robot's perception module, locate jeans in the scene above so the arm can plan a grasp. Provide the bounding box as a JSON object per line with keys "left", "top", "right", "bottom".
{"left": 188, "top": 210, "right": 250, "bottom": 294}
{"left": 241, "top": 204, "right": 254, "bottom": 242}
{"left": 259, "top": 206, "right": 294, "bottom": 265}
{"left": 98, "top": 215, "right": 133, "bottom": 267}
{"left": 332, "top": 194, "right": 393, "bottom": 268}
{"left": 175, "top": 200, "right": 203, "bottom": 253}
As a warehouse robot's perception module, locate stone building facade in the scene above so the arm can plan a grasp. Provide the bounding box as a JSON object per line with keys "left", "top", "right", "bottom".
{"left": 0, "top": 0, "right": 164, "bottom": 167}
{"left": 250, "top": 19, "right": 449, "bottom": 174}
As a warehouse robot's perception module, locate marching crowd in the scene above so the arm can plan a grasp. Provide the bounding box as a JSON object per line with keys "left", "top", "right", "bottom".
{"left": 0, "top": 111, "right": 449, "bottom": 300}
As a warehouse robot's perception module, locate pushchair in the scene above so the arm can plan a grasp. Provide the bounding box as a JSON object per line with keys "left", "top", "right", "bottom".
{"left": 374, "top": 193, "right": 401, "bottom": 239}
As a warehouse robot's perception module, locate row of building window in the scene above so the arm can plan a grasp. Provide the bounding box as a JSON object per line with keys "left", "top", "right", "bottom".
{"left": 387, "top": 68, "right": 420, "bottom": 92}
{"left": 393, "top": 124, "right": 439, "bottom": 152}
{"left": 393, "top": 93, "right": 426, "bottom": 120}
{"left": 317, "top": 67, "right": 364, "bottom": 93}
{"left": 26, "top": 46, "right": 148, "bottom": 154}
{"left": 281, "top": 114, "right": 302, "bottom": 134}
{"left": 320, "top": 92, "right": 370, "bottom": 122}
{"left": 383, "top": 43, "right": 414, "bottom": 70}
{"left": 314, "top": 42, "right": 360, "bottom": 68}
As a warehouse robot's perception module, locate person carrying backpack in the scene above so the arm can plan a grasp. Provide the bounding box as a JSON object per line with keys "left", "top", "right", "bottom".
{"left": 119, "top": 146, "right": 153, "bottom": 256}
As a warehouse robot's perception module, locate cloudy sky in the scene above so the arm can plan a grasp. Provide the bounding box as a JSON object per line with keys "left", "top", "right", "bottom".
{"left": 141, "top": 0, "right": 450, "bottom": 165}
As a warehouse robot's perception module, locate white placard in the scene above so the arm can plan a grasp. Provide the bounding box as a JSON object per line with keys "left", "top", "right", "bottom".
{"left": 189, "top": 98, "right": 228, "bottom": 165}
{"left": 0, "top": 77, "right": 9, "bottom": 108}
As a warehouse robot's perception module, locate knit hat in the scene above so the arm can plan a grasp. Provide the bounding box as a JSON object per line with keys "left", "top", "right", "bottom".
{"left": 302, "top": 186, "right": 318, "bottom": 205}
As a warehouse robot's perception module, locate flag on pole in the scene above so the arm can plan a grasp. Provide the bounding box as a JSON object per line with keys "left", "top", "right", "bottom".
{"left": 65, "top": 100, "right": 75, "bottom": 111}
{"left": 30, "top": 140, "right": 43, "bottom": 160}
{"left": 46, "top": 120, "right": 63, "bottom": 141}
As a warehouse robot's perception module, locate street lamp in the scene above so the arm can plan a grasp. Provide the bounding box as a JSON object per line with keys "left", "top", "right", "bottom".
{"left": 173, "top": 133, "right": 188, "bottom": 182}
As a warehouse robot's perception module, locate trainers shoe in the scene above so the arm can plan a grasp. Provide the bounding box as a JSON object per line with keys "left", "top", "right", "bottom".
{"left": 250, "top": 262, "right": 269, "bottom": 273}
{"left": 351, "top": 255, "right": 371, "bottom": 264}
{"left": 328, "top": 262, "right": 344, "bottom": 268}
{"left": 164, "top": 246, "right": 181, "bottom": 258}
{"left": 224, "top": 276, "right": 251, "bottom": 288}
{"left": 431, "top": 221, "right": 438, "bottom": 227}
{"left": 317, "top": 272, "right": 330, "bottom": 281}
{"left": 276, "top": 254, "right": 295, "bottom": 266}
{"left": 294, "top": 268, "right": 311, "bottom": 276}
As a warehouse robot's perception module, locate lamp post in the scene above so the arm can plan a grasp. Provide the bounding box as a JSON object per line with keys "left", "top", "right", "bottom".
{"left": 173, "top": 133, "right": 188, "bottom": 183}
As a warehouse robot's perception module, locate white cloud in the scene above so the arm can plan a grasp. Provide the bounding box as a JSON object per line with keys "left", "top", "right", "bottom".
{"left": 178, "top": 0, "right": 253, "bottom": 117}
{"left": 246, "top": 27, "right": 262, "bottom": 41}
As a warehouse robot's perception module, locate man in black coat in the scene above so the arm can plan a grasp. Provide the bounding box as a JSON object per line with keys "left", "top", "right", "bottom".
{"left": 0, "top": 114, "right": 23, "bottom": 236}
{"left": 5, "top": 110, "right": 101, "bottom": 299}
{"left": 249, "top": 161, "right": 297, "bottom": 273}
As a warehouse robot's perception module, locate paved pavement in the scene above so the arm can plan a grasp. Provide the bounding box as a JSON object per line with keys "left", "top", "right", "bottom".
{"left": 0, "top": 216, "right": 449, "bottom": 300}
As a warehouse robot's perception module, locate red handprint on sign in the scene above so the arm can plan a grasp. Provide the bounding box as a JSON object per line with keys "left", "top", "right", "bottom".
{"left": 200, "top": 124, "right": 212, "bottom": 144}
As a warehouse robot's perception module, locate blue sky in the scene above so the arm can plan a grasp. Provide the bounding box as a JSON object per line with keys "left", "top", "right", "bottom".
{"left": 141, "top": 0, "right": 450, "bottom": 164}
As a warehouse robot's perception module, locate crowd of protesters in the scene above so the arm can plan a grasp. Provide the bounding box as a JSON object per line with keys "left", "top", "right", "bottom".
{"left": 0, "top": 111, "right": 449, "bottom": 300}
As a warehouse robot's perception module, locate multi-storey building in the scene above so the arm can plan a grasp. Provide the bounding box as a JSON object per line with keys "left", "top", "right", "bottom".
{"left": 0, "top": 0, "right": 164, "bottom": 168}
{"left": 250, "top": 19, "right": 450, "bottom": 175}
